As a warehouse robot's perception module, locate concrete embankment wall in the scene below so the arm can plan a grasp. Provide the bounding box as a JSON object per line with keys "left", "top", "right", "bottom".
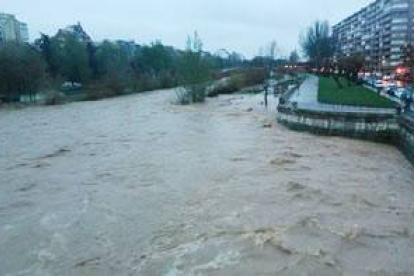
{"left": 277, "top": 106, "right": 414, "bottom": 166}
{"left": 397, "top": 115, "right": 414, "bottom": 165}
{"left": 277, "top": 105, "right": 399, "bottom": 142}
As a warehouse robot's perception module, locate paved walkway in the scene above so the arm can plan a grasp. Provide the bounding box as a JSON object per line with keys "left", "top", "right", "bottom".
{"left": 289, "top": 75, "right": 319, "bottom": 104}
{"left": 289, "top": 76, "right": 396, "bottom": 115}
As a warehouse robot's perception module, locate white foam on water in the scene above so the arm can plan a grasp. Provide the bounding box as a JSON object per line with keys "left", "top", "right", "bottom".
{"left": 193, "top": 250, "right": 241, "bottom": 272}
{"left": 163, "top": 267, "right": 183, "bottom": 276}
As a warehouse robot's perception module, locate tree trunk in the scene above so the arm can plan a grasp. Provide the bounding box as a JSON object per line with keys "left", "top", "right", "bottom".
{"left": 333, "top": 75, "right": 343, "bottom": 89}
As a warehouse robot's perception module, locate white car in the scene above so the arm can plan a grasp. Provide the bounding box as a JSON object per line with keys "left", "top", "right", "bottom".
{"left": 61, "top": 82, "right": 83, "bottom": 92}
{"left": 374, "top": 80, "right": 384, "bottom": 89}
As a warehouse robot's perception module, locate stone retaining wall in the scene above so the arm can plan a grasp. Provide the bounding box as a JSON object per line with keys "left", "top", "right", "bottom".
{"left": 397, "top": 115, "right": 414, "bottom": 165}
{"left": 277, "top": 105, "right": 399, "bottom": 142}
{"left": 277, "top": 105, "right": 414, "bottom": 166}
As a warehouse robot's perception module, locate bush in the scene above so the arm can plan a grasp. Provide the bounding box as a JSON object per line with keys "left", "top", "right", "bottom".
{"left": 243, "top": 68, "right": 267, "bottom": 87}
{"left": 207, "top": 68, "right": 268, "bottom": 97}
{"left": 207, "top": 77, "right": 240, "bottom": 97}
{"left": 175, "top": 83, "right": 208, "bottom": 104}
{"left": 84, "top": 89, "right": 118, "bottom": 101}
{"left": 175, "top": 87, "right": 191, "bottom": 105}
{"left": 187, "top": 84, "right": 207, "bottom": 103}
{"left": 159, "top": 72, "right": 178, "bottom": 89}
{"left": 104, "top": 74, "right": 129, "bottom": 96}
{"left": 133, "top": 75, "right": 162, "bottom": 92}
{"left": 44, "top": 91, "right": 66, "bottom": 105}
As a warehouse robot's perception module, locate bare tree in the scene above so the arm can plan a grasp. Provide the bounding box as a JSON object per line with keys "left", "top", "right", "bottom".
{"left": 300, "top": 20, "right": 334, "bottom": 70}
{"left": 267, "top": 41, "right": 280, "bottom": 63}
{"left": 289, "top": 50, "right": 300, "bottom": 64}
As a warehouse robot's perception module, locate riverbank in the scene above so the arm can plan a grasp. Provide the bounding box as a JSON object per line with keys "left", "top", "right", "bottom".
{"left": 397, "top": 114, "right": 414, "bottom": 164}
{"left": 278, "top": 76, "right": 414, "bottom": 166}
{"left": 1, "top": 89, "right": 413, "bottom": 275}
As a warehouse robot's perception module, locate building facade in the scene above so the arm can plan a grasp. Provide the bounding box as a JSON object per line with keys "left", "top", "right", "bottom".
{"left": 0, "top": 13, "right": 29, "bottom": 43}
{"left": 55, "top": 23, "right": 92, "bottom": 43}
{"left": 333, "top": 0, "right": 414, "bottom": 72}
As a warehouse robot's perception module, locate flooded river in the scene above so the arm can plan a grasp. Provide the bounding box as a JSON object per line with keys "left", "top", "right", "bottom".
{"left": 1, "top": 90, "right": 414, "bottom": 275}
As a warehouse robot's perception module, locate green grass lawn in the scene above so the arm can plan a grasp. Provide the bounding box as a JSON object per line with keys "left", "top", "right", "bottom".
{"left": 318, "top": 76, "right": 396, "bottom": 108}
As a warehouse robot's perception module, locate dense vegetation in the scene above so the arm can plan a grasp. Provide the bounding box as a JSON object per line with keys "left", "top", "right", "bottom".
{"left": 0, "top": 29, "right": 246, "bottom": 104}
{"left": 318, "top": 77, "right": 396, "bottom": 108}
{"left": 0, "top": 43, "right": 46, "bottom": 102}
{"left": 207, "top": 68, "right": 268, "bottom": 97}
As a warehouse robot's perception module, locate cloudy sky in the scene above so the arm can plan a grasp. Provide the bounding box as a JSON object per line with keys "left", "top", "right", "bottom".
{"left": 3, "top": 0, "right": 372, "bottom": 58}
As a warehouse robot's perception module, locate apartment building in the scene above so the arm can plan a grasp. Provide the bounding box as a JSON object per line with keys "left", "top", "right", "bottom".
{"left": 0, "top": 13, "right": 29, "bottom": 43}
{"left": 333, "top": 0, "right": 414, "bottom": 72}
{"left": 55, "top": 23, "right": 91, "bottom": 43}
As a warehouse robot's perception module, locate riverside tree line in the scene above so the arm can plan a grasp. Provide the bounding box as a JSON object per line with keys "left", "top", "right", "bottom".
{"left": 0, "top": 26, "right": 248, "bottom": 103}
{"left": 1, "top": 20, "right": 363, "bottom": 105}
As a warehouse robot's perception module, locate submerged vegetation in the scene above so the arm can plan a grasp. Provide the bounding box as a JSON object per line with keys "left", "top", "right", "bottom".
{"left": 175, "top": 32, "right": 212, "bottom": 104}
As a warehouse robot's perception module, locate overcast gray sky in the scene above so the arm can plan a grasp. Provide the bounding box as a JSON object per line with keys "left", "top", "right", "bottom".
{"left": 3, "top": 0, "right": 372, "bottom": 58}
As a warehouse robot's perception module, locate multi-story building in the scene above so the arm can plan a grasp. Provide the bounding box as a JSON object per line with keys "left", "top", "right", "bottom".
{"left": 19, "top": 22, "right": 29, "bottom": 43}
{"left": 55, "top": 22, "right": 92, "bottom": 43}
{"left": 333, "top": 0, "right": 414, "bottom": 73}
{"left": 0, "top": 13, "right": 29, "bottom": 43}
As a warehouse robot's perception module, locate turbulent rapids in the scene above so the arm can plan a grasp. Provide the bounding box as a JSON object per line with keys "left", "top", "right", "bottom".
{"left": 0, "top": 90, "right": 413, "bottom": 275}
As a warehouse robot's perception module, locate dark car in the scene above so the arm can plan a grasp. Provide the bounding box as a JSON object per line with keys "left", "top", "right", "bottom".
{"left": 386, "top": 84, "right": 398, "bottom": 97}
{"left": 401, "top": 89, "right": 413, "bottom": 101}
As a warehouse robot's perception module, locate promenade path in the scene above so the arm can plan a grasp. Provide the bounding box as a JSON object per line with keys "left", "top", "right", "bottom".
{"left": 289, "top": 76, "right": 396, "bottom": 115}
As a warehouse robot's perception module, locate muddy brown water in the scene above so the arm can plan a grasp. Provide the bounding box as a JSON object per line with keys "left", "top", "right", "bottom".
{"left": 0, "top": 90, "right": 413, "bottom": 275}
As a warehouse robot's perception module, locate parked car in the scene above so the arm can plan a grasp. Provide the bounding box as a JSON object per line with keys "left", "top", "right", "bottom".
{"left": 386, "top": 85, "right": 398, "bottom": 96}
{"left": 387, "top": 89, "right": 396, "bottom": 97}
{"left": 61, "top": 82, "right": 82, "bottom": 92}
{"left": 383, "top": 75, "right": 392, "bottom": 81}
{"left": 394, "top": 88, "right": 408, "bottom": 99}
{"left": 373, "top": 80, "right": 384, "bottom": 89}
{"left": 400, "top": 88, "right": 413, "bottom": 101}
{"left": 364, "top": 77, "right": 375, "bottom": 86}
{"left": 374, "top": 72, "right": 383, "bottom": 79}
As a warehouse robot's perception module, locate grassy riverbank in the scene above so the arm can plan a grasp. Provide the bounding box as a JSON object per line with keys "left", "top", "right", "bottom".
{"left": 318, "top": 76, "right": 396, "bottom": 108}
